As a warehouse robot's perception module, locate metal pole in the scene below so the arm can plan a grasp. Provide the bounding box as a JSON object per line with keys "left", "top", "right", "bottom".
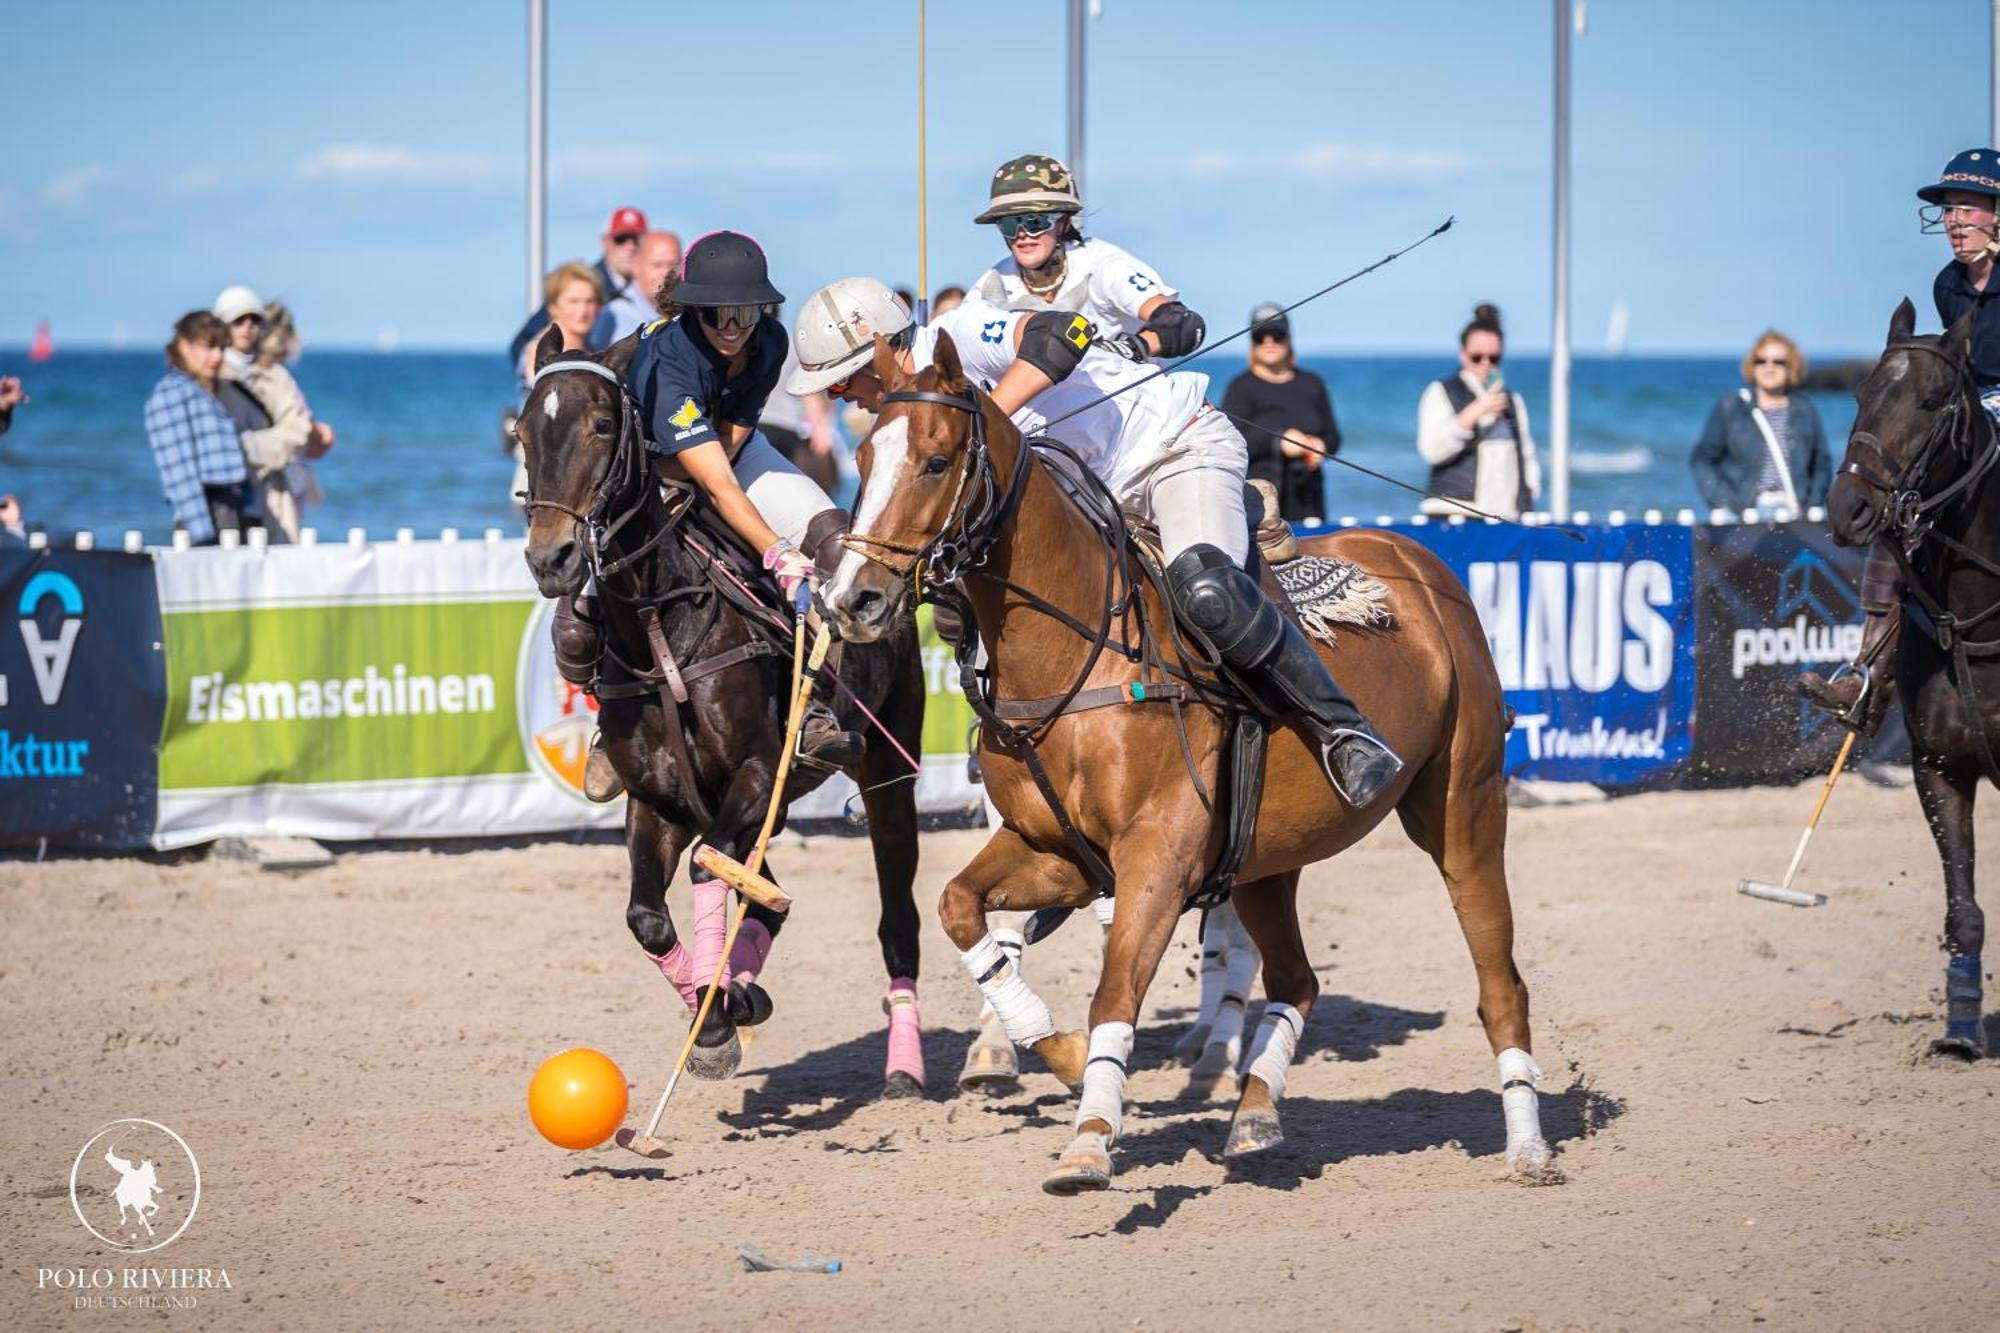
{"left": 1991, "top": 0, "right": 1999, "bottom": 147}
{"left": 1549, "top": 0, "right": 1572, "bottom": 522}
{"left": 1067, "top": 0, "right": 1086, "bottom": 196}
{"left": 527, "top": 0, "right": 547, "bottom": 313}
{"left": 917, "top": 0, "right": 929, "bottom": 325}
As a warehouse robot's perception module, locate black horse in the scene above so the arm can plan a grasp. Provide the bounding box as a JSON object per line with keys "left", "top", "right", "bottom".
{"left": 516, "top": 325, "right": 932, "bottom": 1095}
{"left": 1827, "top": 298, "right": 1999, "bottom": 1059}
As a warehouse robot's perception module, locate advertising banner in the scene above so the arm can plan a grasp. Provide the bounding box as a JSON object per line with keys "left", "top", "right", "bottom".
{"left": 1394, "top": 522, "right": 1697, "bottom": 786}
{"left": 152, "top": 539, "right": 980, "bottom": 847}
{"left": 1691, "top": 522, "right": 1906, "bottom": 781}
{"left": 0, "top": 548, "right": 165, "bottom": 848}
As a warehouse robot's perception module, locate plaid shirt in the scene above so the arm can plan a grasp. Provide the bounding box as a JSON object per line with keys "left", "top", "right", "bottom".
{"left": 145, "top": 371, "right": 246, "bottom": 542}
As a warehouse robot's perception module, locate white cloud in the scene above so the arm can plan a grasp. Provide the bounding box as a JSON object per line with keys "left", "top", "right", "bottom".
{"left": 1174, "top": 141, "right": 1472, "bottom": 184}
{"left": 293, "top": 142, "right": 504, "bottom": 185}
{"left": 44, "top": 165, "right": 112, "bottom": 207}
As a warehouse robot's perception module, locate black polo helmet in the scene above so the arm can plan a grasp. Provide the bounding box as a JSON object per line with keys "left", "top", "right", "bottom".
{"left": 671, "top": 230, "right": 785, "bottom": 307}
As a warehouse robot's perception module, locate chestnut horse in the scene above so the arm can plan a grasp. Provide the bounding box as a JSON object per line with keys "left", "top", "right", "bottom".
{"left": 1827, "top": 299, "right": 1999, "bottom": 1059}
{"left": 826, "top": 334, "right": 1554, "bottom": 1192}
{"left": 517, "top": 328, "right": 931, "bottom": 1097}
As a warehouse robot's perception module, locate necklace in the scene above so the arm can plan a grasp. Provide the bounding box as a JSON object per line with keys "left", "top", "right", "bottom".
{"left": 1020, "top": 250, "right": 1068, "bottom": 298}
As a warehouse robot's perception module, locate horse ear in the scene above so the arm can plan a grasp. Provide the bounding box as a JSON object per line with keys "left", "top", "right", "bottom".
{"left": 532, "top": 323, "right": 564, "bottom": 374}
{"left": 1887, "top": 297, "right": 1917, "bottom": 346}
{"left": 870, "top": 333, "right": 904, "bottom": 388}
{"left": 1942, "top": 306, "right": 1977, "bottom": 360}
{"left": 931, "top": 330, "right": 966, "bottom": 389}
{"left": 601, "top": 328, "right": 640, "bottom": 376}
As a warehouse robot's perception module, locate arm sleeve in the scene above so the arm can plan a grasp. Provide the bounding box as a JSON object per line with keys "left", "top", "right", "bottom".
{"left": 1416, "top": 381, "right": 1471, "bottom": 465}
{"left": 1935, "top": 268, "right": 1954, "bottom": 327}
{"left": 1094, "top": 246, "right": 1177, "bottom": 324}
{"left": 146, "top": 386, "right": 213, "bottom": 540}
{"left": 635, "top": 351, "right": 718, "bottom": 453}
{"left": 1313, "top": 375, "right": 1340, "bottom": 456}
{"left": 1799, "top": 398, "right": 1833, "bottom": 507}
{"left": 236, "top": 378, "right": 312, "bottom": 475}
{"left": 1689, "top": 398, "right": 1732, "bottom": 508}
{"left": 509, "top": 307, "right": 553, "bottom": 367}
{"left": 1512, "top": 395, "right": 1541, "bottom": 500}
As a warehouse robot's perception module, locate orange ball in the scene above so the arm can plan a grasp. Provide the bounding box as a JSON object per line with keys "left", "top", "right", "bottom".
{"left": 528, "top": 1048, "right": 629, "bottom": 1150}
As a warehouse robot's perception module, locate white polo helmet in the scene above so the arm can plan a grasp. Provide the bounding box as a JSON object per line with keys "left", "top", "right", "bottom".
{"left": 786, "top": 277, "right": 913, "bottom": 396}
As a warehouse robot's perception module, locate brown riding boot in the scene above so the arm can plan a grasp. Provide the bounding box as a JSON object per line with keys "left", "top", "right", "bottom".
{"left": 582, "top": 735, "right": 624, "bottom": 802}
{"left": 1799, "top": 604, "right": 1901, "bottom": 738}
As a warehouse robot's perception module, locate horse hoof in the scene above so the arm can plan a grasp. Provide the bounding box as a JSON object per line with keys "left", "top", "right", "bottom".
{"left": 1929, "top": 1034, "right": 1986, "bottom": 1062}
{"left": 1172, "top": 1022, "right": 1213, "bottom": 1066}
{"left": 1031, "top": 1030, "right": 1088, "bottom": 1090}
{"left": 882, "top": 1070, "right": 925, "bottom": 1100}
{"left": 957, "top": 1041, "right": 1021, "bottom": 1095}
{"left": 1041, "top": 1134, "right": 1113, "bottom": 1196}
{"left": 1504, "top": 1137, "right": 1564, "bottom": 1186}
{"left": 686, "top": 1028, "right": 742, "bottom": 1081}
{"left": 1223, "top": 1108, "right": 1283, "bottom": 1158}
{"left": 726, "top": 981, "right": 773, "bottom": 1027}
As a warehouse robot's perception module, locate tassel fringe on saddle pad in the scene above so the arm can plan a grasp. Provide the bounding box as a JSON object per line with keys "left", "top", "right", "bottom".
{"left": 1271, "top": 551, "right": 1394, "bottom": 644}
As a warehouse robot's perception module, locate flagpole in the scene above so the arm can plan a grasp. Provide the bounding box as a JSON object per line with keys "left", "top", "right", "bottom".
{"left": 526, "top": 0, "right": 547, "bottom": 314}
{"left": 916, "top": 0, "right": 930, "bottom": 326}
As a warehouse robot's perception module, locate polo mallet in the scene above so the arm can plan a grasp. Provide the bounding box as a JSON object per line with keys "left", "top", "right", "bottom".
{"left": 618, "top": 604, "right": 832, "bottom": 1159}
{"left": 1737, "top": 729, "right": 1859, "bottom": 908}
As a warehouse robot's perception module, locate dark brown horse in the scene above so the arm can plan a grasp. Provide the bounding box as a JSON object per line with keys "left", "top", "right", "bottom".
{"left": 517, "top": 327, "right": 933, "bottom": 1096}
{"left": 825, "top": 334, "right": 1554, "bottom": 1192}
{"left": 1827, "top": 299, "right": 1999, "bottom": 1059}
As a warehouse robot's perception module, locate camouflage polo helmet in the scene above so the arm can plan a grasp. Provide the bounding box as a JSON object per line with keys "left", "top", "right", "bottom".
{"left": 973, "top": 153, "right": 1082, "bottom": 224}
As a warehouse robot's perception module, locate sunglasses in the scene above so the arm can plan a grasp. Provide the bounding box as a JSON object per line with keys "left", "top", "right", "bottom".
{"left": 697, "top": 304, "right": 762, "bottom": 331}
{"left": 1467, "top": 351, "right": 1502, "bottom": 365}
{"left": 996, "top": 212, "right": 1061, "bottom": 241}
{"left": 231, "top": 314, "right": 264, "bottom": 328}
{"left": 1754, "top": 355, "right": 1790, "bottom": 367}
{"left": 1252, "top": 329, "right": 1288, "bottom": 345}
{"left": 609, "top": 232, "right": 642, "bottom": 246}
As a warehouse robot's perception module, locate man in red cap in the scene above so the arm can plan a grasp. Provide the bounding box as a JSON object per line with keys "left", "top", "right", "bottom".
{"left": 508, "top": 204, "right": 649, "bottom": 363}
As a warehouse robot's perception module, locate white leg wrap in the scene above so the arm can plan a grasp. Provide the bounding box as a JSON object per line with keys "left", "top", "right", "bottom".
{"left": 1208, "top": 988, "right": 1248, "bottom": 1060}
{"left": 1091, "top": 895, "right": 1116, "bottom": 930}
{"left": 976, "top": 926, "right": 1025, "bottom": 1024}
{"left": 1244, "top": 1002, "right": 1305, "bottom": 1101}
{"left": 1075, "top": 1021, "right": 1135, "bottom": 1140}
{"left": 959, "top": 933, "right": 1055, "bottom": 1047}
{"left": 1497, "top": 1047, "right": 1545, "bottom": 1149}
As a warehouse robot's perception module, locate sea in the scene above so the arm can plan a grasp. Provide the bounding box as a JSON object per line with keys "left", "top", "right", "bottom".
{"left": 0, "top": 349, "right": 1861, "bottom": 544}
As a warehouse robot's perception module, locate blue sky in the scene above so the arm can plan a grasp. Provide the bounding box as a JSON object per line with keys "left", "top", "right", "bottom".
{"left": 3, "top": 0, "right": 1992, "bottom": 354}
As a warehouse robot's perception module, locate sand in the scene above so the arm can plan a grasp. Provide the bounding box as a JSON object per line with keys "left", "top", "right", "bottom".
{"left": 3, "top": 779, "right": 1997, "bottom": 1330}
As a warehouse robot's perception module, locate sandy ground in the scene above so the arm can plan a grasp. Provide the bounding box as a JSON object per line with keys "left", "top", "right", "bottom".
{"left": 3, "top": 779, "right": 1998, "bottom": 1331}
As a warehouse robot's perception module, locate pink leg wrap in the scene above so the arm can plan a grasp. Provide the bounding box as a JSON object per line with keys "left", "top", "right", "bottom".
{"left": 884, "top": 977, "right": 924, "bottom": 1086}
{"left": 729, "top": 918, "right": 774, "bottom": 986}
{"left": 689, "top": 879, "right": 731, "bottom": 995}
{"left": 645, "top": 941, "right": 699, "bottom": 1012}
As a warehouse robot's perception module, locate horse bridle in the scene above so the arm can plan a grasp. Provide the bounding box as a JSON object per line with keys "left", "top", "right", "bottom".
{"left": 518, "top": 357, "right": 681, "bottom": 584}
{"left": 1840, "top": 339, "right": 1999, "bottom": 547}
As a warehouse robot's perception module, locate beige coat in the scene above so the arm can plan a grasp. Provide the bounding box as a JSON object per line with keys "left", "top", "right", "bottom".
{"left": 222, "top": 358, "right": 322, "bottom": 541}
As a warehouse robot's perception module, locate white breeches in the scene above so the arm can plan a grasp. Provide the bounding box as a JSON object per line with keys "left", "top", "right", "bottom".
{"left": 1113, "top": 405, "right": 1251, "bottom": 566}
{"left": 735, "top": 430, "right": 838, "bottom": 549}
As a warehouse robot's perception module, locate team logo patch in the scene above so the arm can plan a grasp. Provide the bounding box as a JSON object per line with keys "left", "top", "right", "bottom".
{"left": 669, "top": 397, "right": 702, "bottom": 430}
{"left": 981, "top": 319, "right": 1007, "bottom": 345}
{"left": 1064, "top": 315, "right": 1091, "bottom": 350}
{"left": 1127, "top": 273, "right": 1153, "bottom": 291}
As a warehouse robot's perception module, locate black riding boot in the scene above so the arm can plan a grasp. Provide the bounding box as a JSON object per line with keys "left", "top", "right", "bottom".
{"left": 551, "top": 593, "right": 624, "bottom": 802}
{"left": 1167, "top": 544, "right": 1403, "bottom": 807}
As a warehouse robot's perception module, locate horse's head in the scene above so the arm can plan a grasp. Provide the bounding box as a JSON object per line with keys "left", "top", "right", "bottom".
{"left": 517, "top": 324, "right": 641, "bottom": 597}
{"left": 1828, "top": 298, "right": 1980, "bottom": 547}
{"left": 826, "top": 331, "right": 995, "bottom": 641}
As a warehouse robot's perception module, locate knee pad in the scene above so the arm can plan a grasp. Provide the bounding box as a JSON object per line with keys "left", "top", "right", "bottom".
{"left": 551, "top": 593, "right": 602, "bottom": 687}
{"left": 1018, "top": 309, "right": 1095, "bottom": 382}
{"left": 1166, "top": 543, "right": 1283, "bottom": 664}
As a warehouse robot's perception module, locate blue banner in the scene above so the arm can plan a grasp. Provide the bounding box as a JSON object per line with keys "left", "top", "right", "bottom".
{"left": 1384, "top": 522, "right": 1697, "bottom": 785}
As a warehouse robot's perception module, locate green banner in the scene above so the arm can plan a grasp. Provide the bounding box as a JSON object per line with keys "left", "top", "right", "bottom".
{"left": 161, "top": 600, "right": 536, "bottom": 789}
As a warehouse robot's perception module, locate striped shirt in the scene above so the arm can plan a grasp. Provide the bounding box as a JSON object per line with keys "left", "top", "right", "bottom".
{"left": 144, "top": 370, "right": 246, "bottom": 543}
{"left": 1755, "top": 402, "right": 1791, "bottom": 495}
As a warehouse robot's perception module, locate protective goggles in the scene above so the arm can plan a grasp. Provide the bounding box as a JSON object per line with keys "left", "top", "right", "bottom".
{"left": 697, "top": 304, "right": 763, "bottom": 331}
{"left": 824, "top": 326, "right": 914, "bottom": 397}
{"left": 995, "top": 211, "right": 1062, "bottom": 240}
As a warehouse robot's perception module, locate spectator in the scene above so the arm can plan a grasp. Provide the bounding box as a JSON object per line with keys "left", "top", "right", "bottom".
{"left": 514, "top": 262, "right": 606, "bottom": 391}
{"left": 244, "top": 301, "right": 335, "bottom": 541}
{"left": 932, "top": 284, "right": 965, "bottom": 316}
{"left": 144, "top": 312, "right": 250, "bottom": 544}
{"left": 1689, "top": 329, "right": 1830, "bottom": 512}
{"left": 1220, "top": 302, "right": 1339, "bottom": 524}
{"left": 0, "top": 376, "right": 25, "bottom": 438}
{"left": 507, "top": 205, "right": 646, "bottom": 364}
{"left": 760, "top": 312, "right": 842, "bottom": 493}
{"left": 0, "top": 492, "right": 24, "bottom": 547}
{"left": 605, "top": 230, "right": 682, "bottom": 341}
{"left": 1416, "top": 303, "right": 1541, "bottom": 519}
{"left": 211, "top": 286, "right": 314, "bottom": 542}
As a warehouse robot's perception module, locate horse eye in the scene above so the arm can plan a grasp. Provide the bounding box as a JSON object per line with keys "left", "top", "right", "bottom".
{"left": 1919, "top": 395, "right": 1945, "bottom": 411}
{"left": 922, "top": 454, "right": 950, "bottom": 476}
{"left": 593, "top": 416, "right": 615, "bottom": 435}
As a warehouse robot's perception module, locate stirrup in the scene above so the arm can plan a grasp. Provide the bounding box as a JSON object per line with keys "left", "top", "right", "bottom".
{"left": 1320, "top": 728, "right": 1403, "bottom": 808}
